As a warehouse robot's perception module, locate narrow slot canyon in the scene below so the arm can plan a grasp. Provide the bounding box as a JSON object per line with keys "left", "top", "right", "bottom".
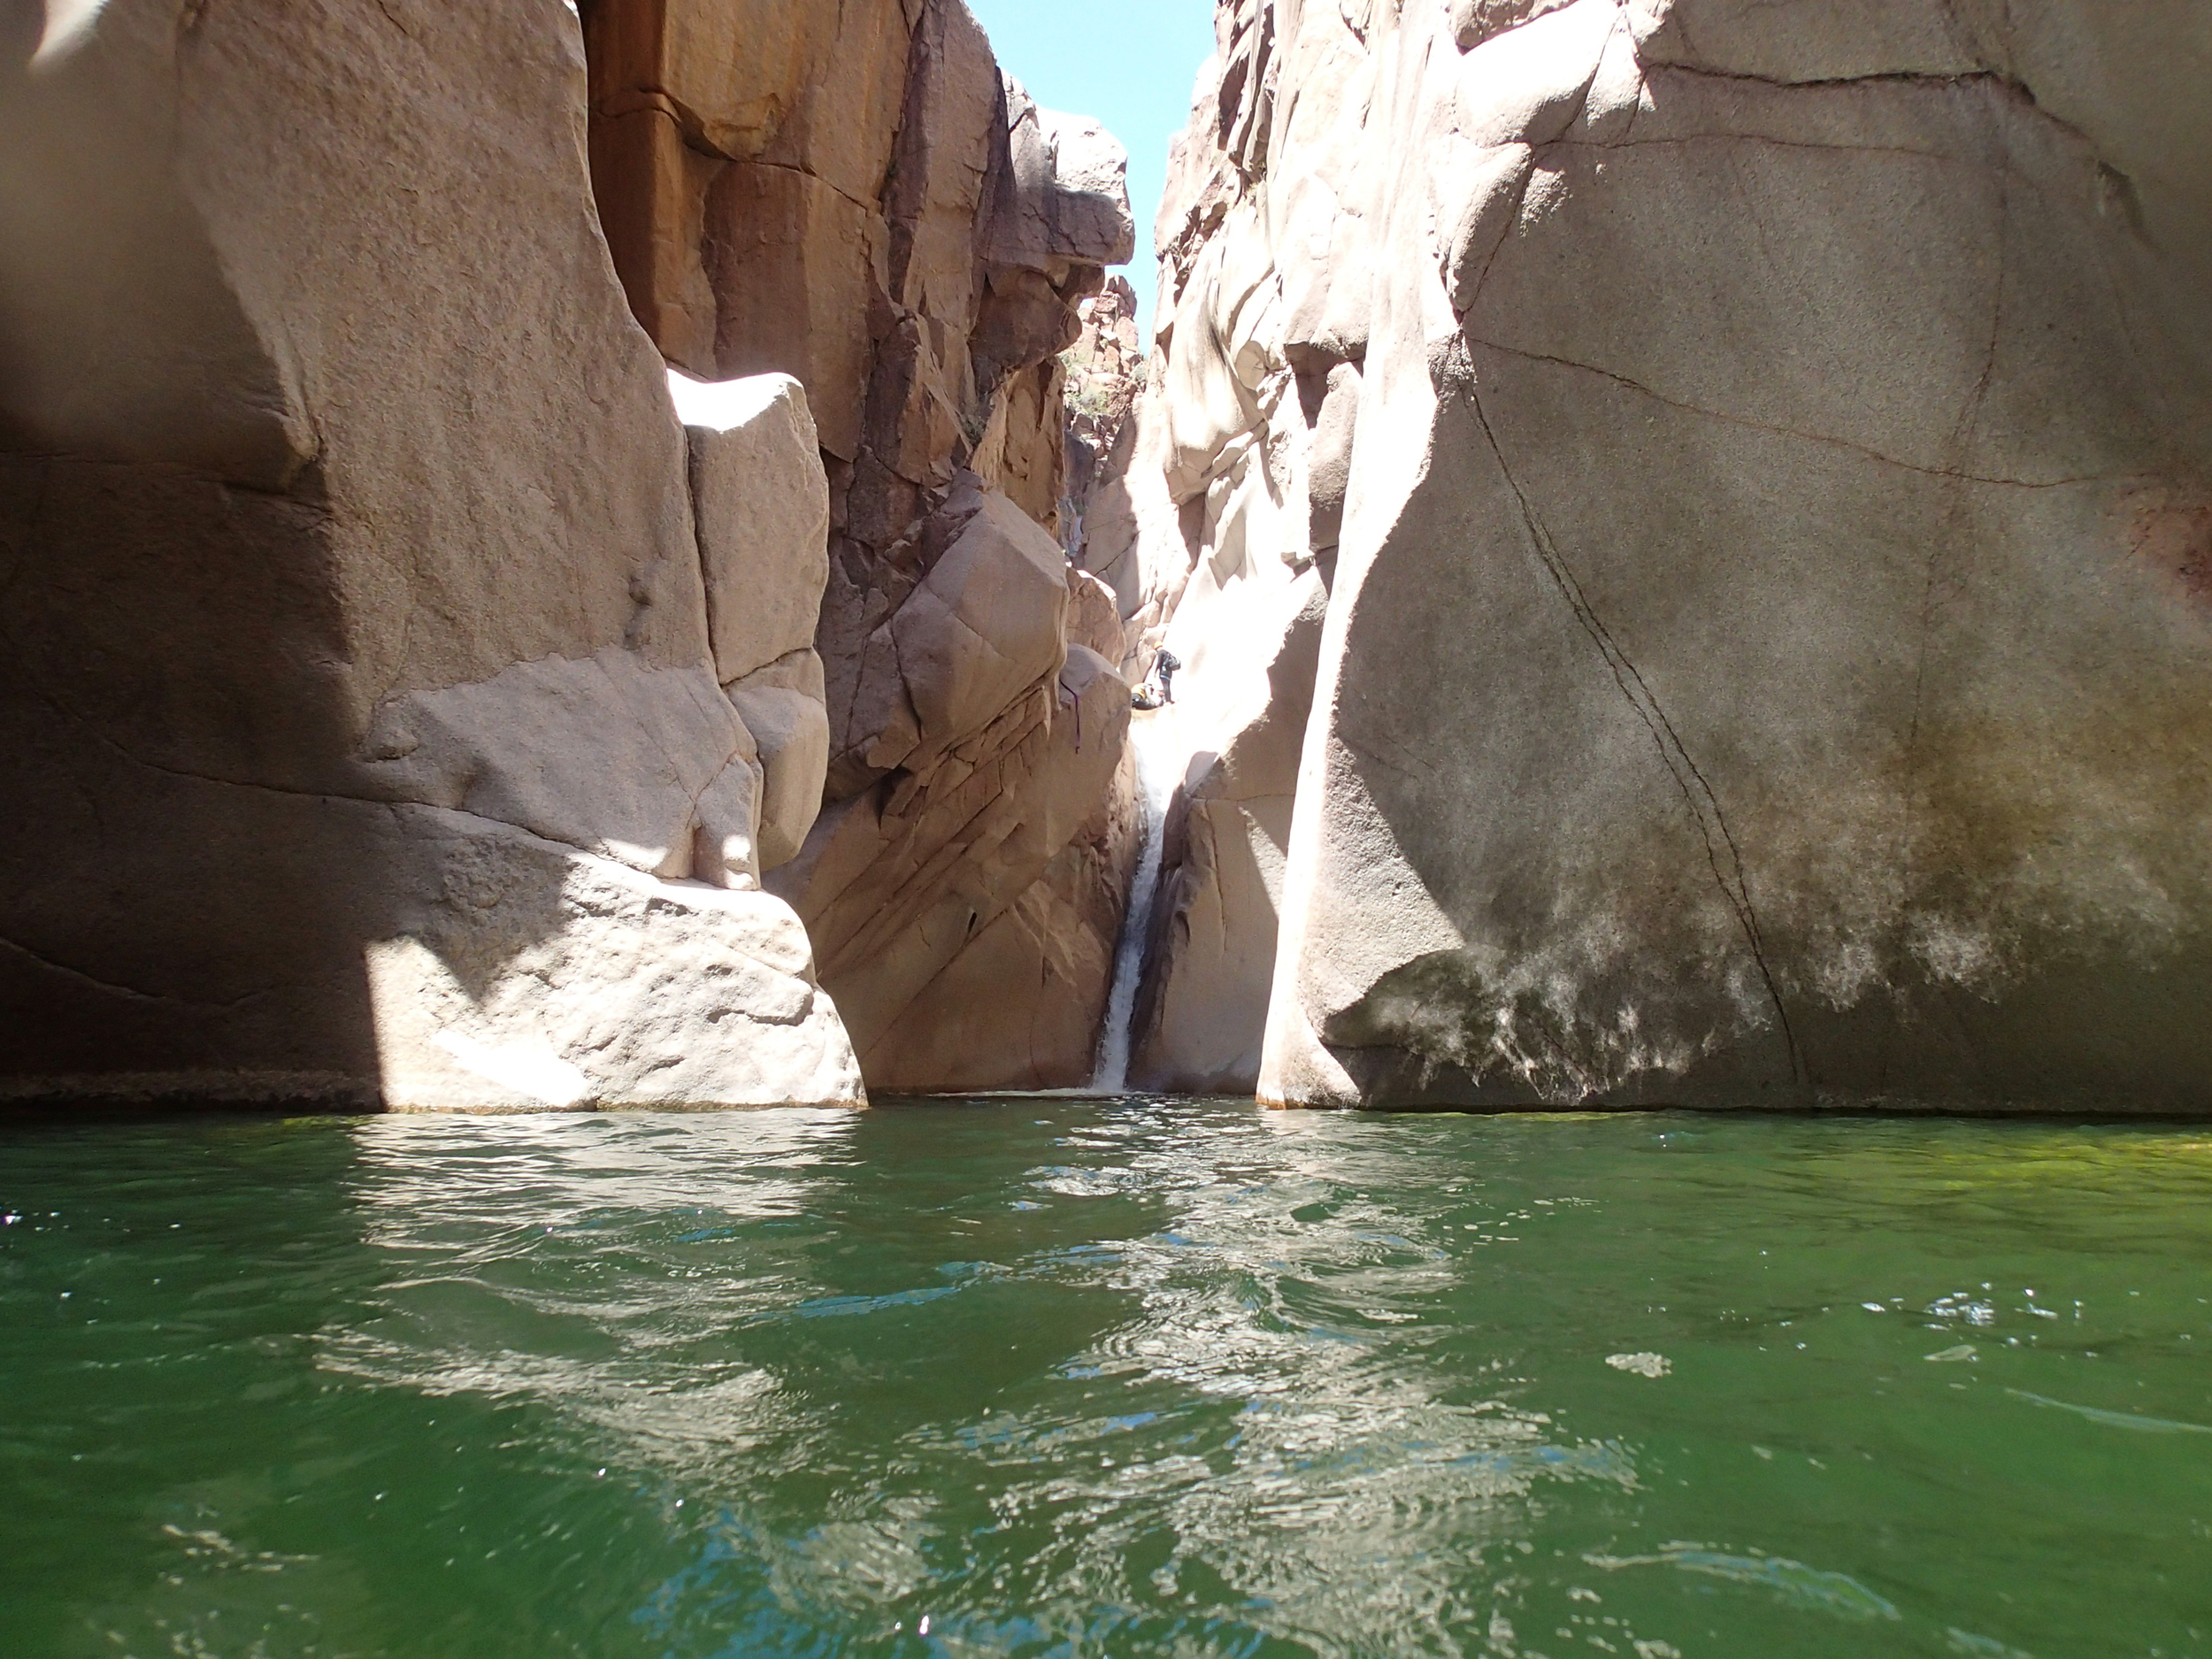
{"left": 9, "top": 0, "right": 2211, "bottom": 1116}
{"left": 5, "top": 4, "right": 2212, "bottom": 1652}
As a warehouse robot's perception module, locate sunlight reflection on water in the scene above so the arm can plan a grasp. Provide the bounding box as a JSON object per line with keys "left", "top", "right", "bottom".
{"left": 5, "top": 1103, "right": 2211, "bottom": 1656}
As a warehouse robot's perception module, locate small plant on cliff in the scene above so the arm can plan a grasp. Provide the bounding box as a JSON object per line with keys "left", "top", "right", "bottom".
{"left": 1070, "top": 380, "right": 1116, "bottom": 421}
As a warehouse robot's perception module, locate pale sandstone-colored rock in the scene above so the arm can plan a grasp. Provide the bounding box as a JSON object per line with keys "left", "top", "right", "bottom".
{"left": 1094, "top": 0, "right": 2212, "bottom": 1112}
{"left": 832, "top": 478, "right": 1075, "bottom": 783}
{"left": 970, "top": 353, "right": 1071, "bottom": 534}
{"left": 6, "top": 0, "right": 709, "bottom": 707}
{"left": 362, "top": 650, "right": 765, "bottom": 888}
{"left": 1062, "top": 277, "right": 1150, "bottom": 597}
{"left": 1060, "top": 274, "right": 1147, "bottom": 565}
{"left": 1119, "top": 0, "right": 2212, "bottom": 1113}
{"left": 0, "top": 0, "right": 861, "bottom": 1110}
{"left": 1069, "top": 0, "right": 1366, "bottom": 1091}
{"left": 669, "top": 369, "right": 834, "bottom": 870}
{"left": 1305, "top": 363, "right": 1361, "bottom": 553}
{"left": 1079, "top": 389, "right": 1194, "bottom": 662}
{"left": 771, "top": 641, "right": 1133, "bottom": 1086}
{"left": 368, "top": 814, "right": 863, "bottom": 1111}
{"left": 1132, "top": 572, "right": 1327, "bottom": 1094}
{"left": 588, "top": 0, "right": 1141, "bottom": 1090}
{"left": 857, "top": 731, "right": 1139, "bottom": 1092}
{"left": 1133, "top": 793, "right": 1293, "bottom": 1094}
{"left": 726, "top": 680, "right": 833, "bottom": 871}
{"left": 672, "top": 371, "right": 833, "bottom": 686}
{"left": 1064, "top": 566, "right": 1129, "bottom": 663}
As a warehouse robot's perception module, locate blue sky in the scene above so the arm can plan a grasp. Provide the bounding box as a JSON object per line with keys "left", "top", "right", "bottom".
{"left": 965, "top": 0, "right": 1217, "bottom": 342}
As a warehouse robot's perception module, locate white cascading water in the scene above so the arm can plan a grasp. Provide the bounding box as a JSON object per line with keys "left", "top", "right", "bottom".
{"left": 1091, "top": 707, "right": 1183, "bottom": 1093}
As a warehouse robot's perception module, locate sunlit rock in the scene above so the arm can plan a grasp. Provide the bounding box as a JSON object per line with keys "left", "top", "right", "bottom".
{"left": 588, "top": 0, "right": 1142, "bottom": 1090}
{"left": 1110, "top": 0, "right": 2212, "bottom": 1113}
{"left": 0, "top": 0, "right": 862, "bottom": 1110}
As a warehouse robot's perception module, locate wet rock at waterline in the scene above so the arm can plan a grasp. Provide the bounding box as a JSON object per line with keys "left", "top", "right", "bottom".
{"left": 1115, "top": 0, "right": 2212, "bottom": 1110}
{"left": 0, "top": 0, "right": 863, "bottom": 1110}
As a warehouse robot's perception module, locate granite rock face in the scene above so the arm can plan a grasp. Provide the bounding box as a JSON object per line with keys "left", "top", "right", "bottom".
{"left": 0, "top": 0, "right": 864, "bottom": 1110}
{"left": 1079, "top": 2, "right": 1363, "bottom": 1093}
{"left": 587, "top": 0, "right": 1142, "bottom": 1090}
{"left": 1059, "top": 274, "right": 1148, "bottom": 586}
{"left": 1130, "top": 574, "right": 1326, "bottom": 1094}
{"left": 1115, "top": 0, "right": 2212, "bottom": 1111}
{"left": 765, "top": 484, "right": 1138, "bottom": 1091}
{"left": 670, "top": 370, "right": 837, "bottom": 873}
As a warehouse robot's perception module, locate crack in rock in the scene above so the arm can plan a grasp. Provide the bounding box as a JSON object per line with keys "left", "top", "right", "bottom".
{"left": 1446, "top": 343, "right": 1805, "bottom": 1085}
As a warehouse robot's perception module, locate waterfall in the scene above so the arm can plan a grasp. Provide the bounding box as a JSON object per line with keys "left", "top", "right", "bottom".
{"left": 1091, "top": 707, "right": 1181, "bottom": 1093}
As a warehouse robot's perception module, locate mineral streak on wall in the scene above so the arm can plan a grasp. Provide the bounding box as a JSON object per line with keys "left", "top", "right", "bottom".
{"left": 582, "top": 0, "right": 1145, "bottom": 1091}
{"left": 1110, "top": 0, "right": 2212, "bottom": 1111}
{"left": 0, "top": 0, "right": 864, "bottom": 1111}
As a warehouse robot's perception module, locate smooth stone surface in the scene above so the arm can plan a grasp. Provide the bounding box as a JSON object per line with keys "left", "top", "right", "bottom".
{"left": 588, "top": 0, "right": 1143, "bottom": 1093}
{"left": 1110, "top": 0, "right": 2212, "bottom": 1113}
{"left": 0, "top": 0, "right": 861, "bottom": 1110}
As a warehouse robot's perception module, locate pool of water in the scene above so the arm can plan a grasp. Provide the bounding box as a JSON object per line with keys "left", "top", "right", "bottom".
{"left": 3, "top": 1102, "right": 2209, "bottom": 1659}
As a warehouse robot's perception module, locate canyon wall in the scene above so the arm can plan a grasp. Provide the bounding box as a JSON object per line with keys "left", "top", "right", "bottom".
{"left": 0, "top": 0, "right": 864, "bottom": 1110}
{"left": 1059, "top": 275, "right": 1147, "bottom": 571}
{"left": 588, "top": 0, "right": 1142, "bottom": 1091}
{"left": 1086, "top": 0, "right": 1363, "bottom": 1094}
{"left": 1117, "top": 0, "right": 2212, "bottom": 1110}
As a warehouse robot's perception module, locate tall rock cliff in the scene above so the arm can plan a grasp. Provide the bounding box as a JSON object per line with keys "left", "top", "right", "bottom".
{"left": 584, "top": 0, "right": 1141, "bottom": 1091}
{"left": 1082, "top": 1, "right": 1355, "bottom": 1095}
{"left": 1114, "top": 0, "right": 2212, "bottom": 1111}
{"left": 0, "top": 0, "right": 864, "bottom": 1110}
{"left": 1060, "top": 274, "right": 1148, "bottom": 567}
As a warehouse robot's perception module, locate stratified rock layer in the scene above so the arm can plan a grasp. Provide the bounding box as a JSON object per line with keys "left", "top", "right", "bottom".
{"left": 0, "top": 0, "right": 863, "bottom": 1110}
{"left": 1121, "top": 0, "right": 2212, "bottom": 1111}
{"left": 587, "top": 0, "right": 1142, "bottom": 1089}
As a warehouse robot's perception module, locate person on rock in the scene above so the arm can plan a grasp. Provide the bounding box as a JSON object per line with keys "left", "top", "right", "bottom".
{"left": 1155, "top": 649, "right": 1180, "bottom": 704}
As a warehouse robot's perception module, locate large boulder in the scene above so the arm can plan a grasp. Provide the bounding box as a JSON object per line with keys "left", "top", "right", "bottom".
{"left": 0, "top": 0, "right": 863, "bottom": 1110}
{"left": 884, "top": 485, "right": 1073, "bottom": 771}
{"left": 587, "top": 0, "right": 1142, "bottom": 1091}
{"left": 771, "top": 638, "right": 1134, "bottom": 1090}
{"left": 672, "top": 369, "right": 835, "bottom": 870}
{"left": 1118, "top": 0, "right": 2212, "bottom": 1114}
{"left": 1132, "top": 573, "right": 1328, "bottom": 1094}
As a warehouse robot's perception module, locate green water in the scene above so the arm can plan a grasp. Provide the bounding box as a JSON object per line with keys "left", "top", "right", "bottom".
{"left": 3, "top": 1103, "right": 2210, "bottom": 1659}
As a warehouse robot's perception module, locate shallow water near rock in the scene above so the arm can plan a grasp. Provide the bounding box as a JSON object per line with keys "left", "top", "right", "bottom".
{"left": 4, "top": 1102, "right": 2210, "bottom": 1659}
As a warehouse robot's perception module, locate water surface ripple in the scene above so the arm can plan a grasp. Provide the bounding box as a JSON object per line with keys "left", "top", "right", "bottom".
{"left": 4, "top": 1102, "right": 2210, "bottom": 1658}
